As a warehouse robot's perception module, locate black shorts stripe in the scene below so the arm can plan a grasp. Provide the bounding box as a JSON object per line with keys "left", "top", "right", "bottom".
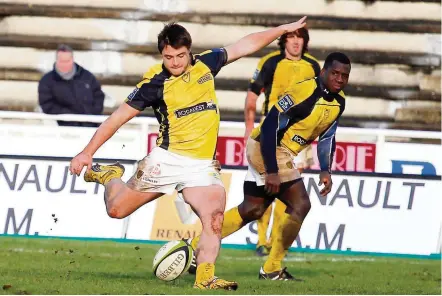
{"left": 153, "top": 69, "right": 171, "bottom": 150}
{"left": 243, "top": 178, "right": 302, "bottom": 199}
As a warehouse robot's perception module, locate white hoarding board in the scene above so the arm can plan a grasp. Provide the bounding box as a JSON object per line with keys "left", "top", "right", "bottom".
{"left": 2, "top": 157, "right": 440, "bottom": 256}
{"left": 222, "top": 171, "right": 441, "bottom": 256}
{"left": 126, "top": 169, "right": 441, "bottom": 256}
{"left": 0, "top": 158, "right": 135, "bottom": 238}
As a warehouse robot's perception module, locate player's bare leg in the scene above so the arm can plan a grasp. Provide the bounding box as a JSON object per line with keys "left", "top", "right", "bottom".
{"left": 84, "top": 163, "right": 163, "bottom": 219}
{"left": 190, "top": 184, "right": 274, "bottom": 251}
{"left": 238, "top": 194, "right": 274, "bottom": 222}
{"left": 260, "top": 179, "right": 311, "bottom": 281}
{"left": 104, "top": 179, "right": 163, "bottom": 218}
{"left": 182, "top": 185, "right": 237, "bottom": 290}
{"left": 183, "top": 185, "right": 225, "bottom": 264}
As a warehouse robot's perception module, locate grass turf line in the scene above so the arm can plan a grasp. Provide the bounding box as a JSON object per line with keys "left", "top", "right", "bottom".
{"left": 0, "top": 237, "right": 440, "bottom": 295}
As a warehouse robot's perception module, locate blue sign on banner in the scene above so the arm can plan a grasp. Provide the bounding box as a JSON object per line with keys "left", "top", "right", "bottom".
{"left": 391, "top": 160, "right": 437, "bottom": 176}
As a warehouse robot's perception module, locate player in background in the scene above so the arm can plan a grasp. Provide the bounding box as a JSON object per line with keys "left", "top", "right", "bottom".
{"left": 69, "top": 18, "right": 308, "bottom": 290}
{"left": 191, "top": 52, "right": 351, "bottom": 280}
{"left": 244, "top": 28, "right": 320, "bottom": 256}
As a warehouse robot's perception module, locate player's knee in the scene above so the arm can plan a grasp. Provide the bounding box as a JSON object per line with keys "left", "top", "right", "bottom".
{"left": 200, "top": 210, "right": 223, "bottom": 231}
{"left": 107, "top": 204, "right": 126, "bottom": 219}
{"left": 209, "top": 210, "right": 224, "bottom": 236}
{"left": 239, "top": 203, "right": 267, "bottom": 222}
{"left": 300, "top": 196, "right": 311, "bottom": 217}
{"left": 291, "top": 194, "right": 311, "bottom": 221}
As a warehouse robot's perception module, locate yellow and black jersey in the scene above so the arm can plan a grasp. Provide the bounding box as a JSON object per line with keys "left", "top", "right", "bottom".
{"left": 250, "top": 77, "right": 345, "bottom": 173}
{"left": 125, "top": 48, "right": 228, "bottom": 160}
{"left": 249, "top": 50, "right": 320, "bottom": 116}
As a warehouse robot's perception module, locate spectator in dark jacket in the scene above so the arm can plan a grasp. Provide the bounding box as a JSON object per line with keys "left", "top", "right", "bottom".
{"left": 38, "top": 44, "right": 105, "bottom": 127}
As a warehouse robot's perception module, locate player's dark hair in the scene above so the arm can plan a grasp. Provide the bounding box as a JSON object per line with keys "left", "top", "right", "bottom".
{"left": 277, "top": 27, "right": 310, "bottom": 54}
{"left": 323, "top": 52, "right": 351, "bottom": 69}
{"left": 158, "top": 23, "right": 192, "bottom": 53}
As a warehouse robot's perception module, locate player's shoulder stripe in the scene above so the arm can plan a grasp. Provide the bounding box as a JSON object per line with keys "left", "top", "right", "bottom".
{"left": 264, "top": 50, "right": 284, "bottom": 63}
{"left": 258, "top": 50, "right": 283, "bottom": 67}
{"left": 303, "top": 53, "right": 320, "bottom": 64}
{"left": 302, "top": 53, "right": 321, "bottom": 75}
{"left": 334, "top": 91, "right": 346, "bottom": 114}
{"left": 137, "top": 64, "right": 169, "bottom": 88}
{"left": 194, "top": 50, "right": 211, "bottom": 64}
{"left": 142, "top": 64, "right": 165, "bottom": 80}
{"left": 262, "top": 50, "right": 281, "bottom": 61}
{"left": 198, "top": 50, "right": 212, "bottom": 55}
{"left": 337, "top": 90, "right": 346, "bottom": 99}
{"left": 194, "top": 48, "right": 226, "bottom": 60}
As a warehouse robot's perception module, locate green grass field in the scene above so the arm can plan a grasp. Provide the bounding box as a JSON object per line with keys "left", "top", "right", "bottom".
{"left": 0, "top": 237, "right": 440, "bottom": 295}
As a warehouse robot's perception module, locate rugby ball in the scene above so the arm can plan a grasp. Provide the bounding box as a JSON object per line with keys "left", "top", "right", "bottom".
{"left": 152, "top": 240, "right": 194, "bottom": 281}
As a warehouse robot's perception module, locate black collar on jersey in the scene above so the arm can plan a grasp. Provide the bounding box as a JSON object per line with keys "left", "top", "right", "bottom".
{"left": 161, "top": 63, "right": 169, "bottom": 75}
{"left": 317, "top": 77, "right": 342, "bottom": 102}
{"left": 317, "top": 77, "right": 346, "bottom": 113}
{"left": 317, "top": 77, "right": 330, "bottom": 94}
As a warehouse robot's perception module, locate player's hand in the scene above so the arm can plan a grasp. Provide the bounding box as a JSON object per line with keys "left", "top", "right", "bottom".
{"left": 265, "top": 173, "right": 281, "bottom": 195}
{"left": 318, "top": 171, "right": 332, "bottom": 196}
{"left": 280, "top": 16, "right": 307, "bottom": 34}
{"left": 69, "top": 151, "right": 93, "bottom": 176}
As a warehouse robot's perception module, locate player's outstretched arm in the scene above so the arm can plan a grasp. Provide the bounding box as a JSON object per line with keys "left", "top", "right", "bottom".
{"left": 224, "top": 16, "right": 307, "bottom": 64}
{"left": 69, "top": 103, "right": 140, "bottom": 176}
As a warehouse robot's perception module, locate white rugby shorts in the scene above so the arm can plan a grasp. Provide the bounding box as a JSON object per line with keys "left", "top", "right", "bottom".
{"left": 127, "top": 147, "right": 223, "bottom": 194}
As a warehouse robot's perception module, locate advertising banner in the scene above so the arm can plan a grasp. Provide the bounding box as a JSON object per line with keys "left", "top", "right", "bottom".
{"left": 148, "top": 134, "right": 376, "bottom": 172}
{"left": 2, "top": 156, "right": 439, "bottom": 256}
{"left": 127, "top": 169, "right": 441, "bottom": 256}
{"left": 0, "top": 157, "right": 135, "bottom": 238}
{"left": 222, "top": 171, "right": 441, "bottom": 256}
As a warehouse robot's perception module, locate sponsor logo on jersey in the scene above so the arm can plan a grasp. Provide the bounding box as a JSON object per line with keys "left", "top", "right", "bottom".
{"left": 277, "top": 94, "right": 295, "bottom": 112}
{"left": 127, "top": 88, "right": 139, "bottom": 101}
{"left": 252, "top": 69, "right": 259, "bottom": 80}
{"left": 292, "top": 135, "right": 307, "bottom": 145}
{"left": 174, "top": 101, "right": 217, "bottom": 118}
{"left": 182, "top": 72, "right": 190, "bottom": 83}
{"left": 197, "top": 73, "right": 213, "bottom": 84}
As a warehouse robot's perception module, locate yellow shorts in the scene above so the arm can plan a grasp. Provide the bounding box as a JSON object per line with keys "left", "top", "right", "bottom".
{"left": 244, "top": 138, "right": 301, "bottom": 186}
